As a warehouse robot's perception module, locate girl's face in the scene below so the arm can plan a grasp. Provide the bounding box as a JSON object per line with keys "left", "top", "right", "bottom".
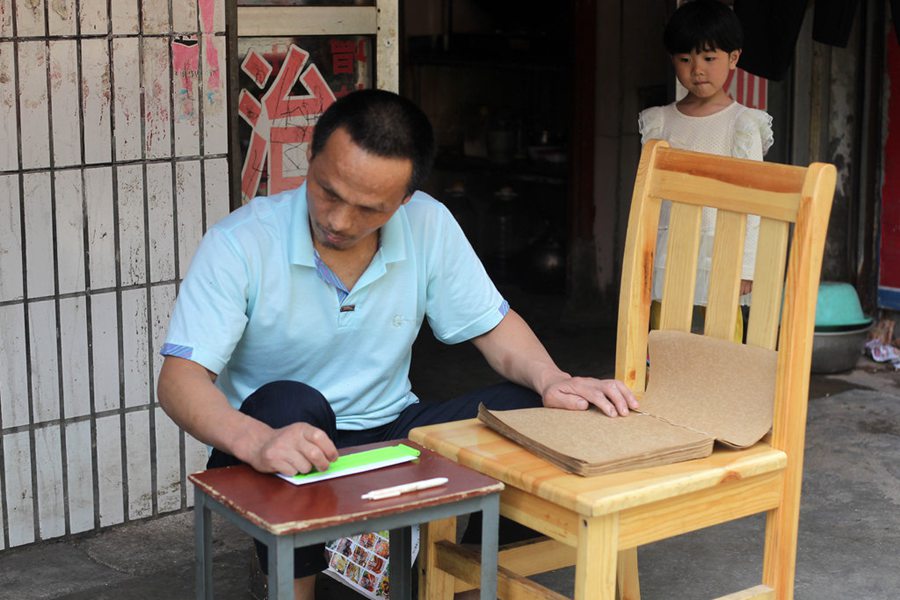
{"left": 671, "top": 47, "right": 741, "bottom": 101}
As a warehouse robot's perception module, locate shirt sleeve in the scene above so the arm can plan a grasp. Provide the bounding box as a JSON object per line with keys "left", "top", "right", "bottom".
{"left": 733, "top": 108, "right": 774, "bottom": 160}
{"left": 422, "top": 202, "right": 506, "bottom": 344}
{"left": 638, "top": 106, "right": 666, "bottom": 144}
{"left": 160, "top": 226, "right": 250, "bottom": 374}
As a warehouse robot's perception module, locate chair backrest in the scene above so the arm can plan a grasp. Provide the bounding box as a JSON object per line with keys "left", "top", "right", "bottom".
{"left": 616, "top": 140, "right": 836, "bottom": 456}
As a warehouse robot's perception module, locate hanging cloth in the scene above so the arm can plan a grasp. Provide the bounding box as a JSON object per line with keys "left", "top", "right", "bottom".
{"left": 733, "top": 0, "right": 808, "bottom": 81}
{"left": 812, "top": 0, "right": 861, "bottom": 48}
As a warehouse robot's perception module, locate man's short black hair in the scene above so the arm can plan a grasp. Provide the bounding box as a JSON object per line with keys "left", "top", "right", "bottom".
{"left": 664, "top": 0, "right": 743, "bottom": 55}
{"left": 311, "top": 89, "right": 436, "bottom": 196}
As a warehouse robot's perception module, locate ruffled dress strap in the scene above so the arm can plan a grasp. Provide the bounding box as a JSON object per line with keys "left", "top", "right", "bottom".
{"left": 732, "top": 106, "right": 774, "bottom": 159}
{"left": 638, "top": 105, "right": 666, "bottom": 145}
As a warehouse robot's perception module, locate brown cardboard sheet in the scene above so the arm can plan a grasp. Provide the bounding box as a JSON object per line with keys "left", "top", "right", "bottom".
{"left": 478, "top": 330, "right": 777, "bottom": 476}
{"left": 639, "top": 330, "right": 778, "bottom": 448}
{"left": 478, "top": 405, "right": 713, "bottom": 475}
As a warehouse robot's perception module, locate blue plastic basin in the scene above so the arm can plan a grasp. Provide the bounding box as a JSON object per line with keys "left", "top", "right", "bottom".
{"left": 814, "top": 282, "right": 871, "bottom": 328}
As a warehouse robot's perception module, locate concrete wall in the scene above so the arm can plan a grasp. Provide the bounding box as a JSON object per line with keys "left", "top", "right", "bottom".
{"left": 0, "top": 0, "right": 227, "bottom": 549}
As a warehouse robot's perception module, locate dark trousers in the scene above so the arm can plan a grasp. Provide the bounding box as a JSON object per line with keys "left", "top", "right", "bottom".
{"left": 207, "top": 380, "right": 542, "bottom": 578}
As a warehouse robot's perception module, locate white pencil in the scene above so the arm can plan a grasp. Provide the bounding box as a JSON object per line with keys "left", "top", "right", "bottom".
{"left": 361, "top": 477, "right": 449, "bottom": 500}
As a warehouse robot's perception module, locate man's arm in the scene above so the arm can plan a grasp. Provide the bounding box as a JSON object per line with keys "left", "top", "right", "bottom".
{"left": 470, "top": 309, "right": 638, "bottom": 416}
{"left": 157, "top": 356, "right": 338, "bottom": 474}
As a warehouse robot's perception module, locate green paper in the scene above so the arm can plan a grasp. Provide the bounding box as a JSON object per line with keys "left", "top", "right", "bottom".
{"left": 277, "top": 443, "right": 421, "bottom": 486}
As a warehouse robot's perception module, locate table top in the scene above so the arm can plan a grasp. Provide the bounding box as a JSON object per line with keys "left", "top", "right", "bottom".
{"left": 189, "top": 440, "right": 503, "bottom": 535}
{"left": 409, "top": 419, "right": 786, "bottom": 518}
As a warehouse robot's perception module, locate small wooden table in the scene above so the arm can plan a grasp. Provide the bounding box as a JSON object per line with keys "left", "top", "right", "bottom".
{"left": 189, "top": 440, "right": 503, "bottom": 600}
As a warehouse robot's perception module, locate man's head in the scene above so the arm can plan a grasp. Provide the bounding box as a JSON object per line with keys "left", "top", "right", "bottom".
{"left": 310, "top": 89, "right": 435, "bottom": 197}
{"left": 304, "top": 91, "right": 435, "bottom": 253}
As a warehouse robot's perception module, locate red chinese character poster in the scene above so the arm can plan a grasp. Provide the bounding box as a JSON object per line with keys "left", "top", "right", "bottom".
{"left": 236, "top": 35, "right": 373, "bottom": 203}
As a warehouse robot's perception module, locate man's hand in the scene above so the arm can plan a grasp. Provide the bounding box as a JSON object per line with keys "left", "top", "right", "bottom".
{"left": 247, "top": 422, "right": 339, "bottom": 476}
{"left": 472, "top": 310, "right": 639, "bottom": 417}
{"left": 542, "top": 376, "right": 639, "bottom": 417}
{"left": 158, "top": 356, "right": 340, "bottom": 476}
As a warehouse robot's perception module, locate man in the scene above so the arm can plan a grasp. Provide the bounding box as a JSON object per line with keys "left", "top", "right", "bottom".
{"left": 158, "top": 89, "right": 637, "bottom": 599}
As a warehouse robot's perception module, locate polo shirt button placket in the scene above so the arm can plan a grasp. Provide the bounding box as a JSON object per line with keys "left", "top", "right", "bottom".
{"left": 338, "top": 302, "right": 356, "bottom": 327}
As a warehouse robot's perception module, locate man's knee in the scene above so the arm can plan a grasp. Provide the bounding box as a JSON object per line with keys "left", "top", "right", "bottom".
{"left": 239, "top": 380, "right": 336, "bottom": 433}
{"left": 207, "top": 381, "right": 335, "bottom": 469}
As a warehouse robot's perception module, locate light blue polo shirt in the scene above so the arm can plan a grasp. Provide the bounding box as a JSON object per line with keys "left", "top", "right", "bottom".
{"left": 161, "top": 183, "right": 508, "bottom": 430}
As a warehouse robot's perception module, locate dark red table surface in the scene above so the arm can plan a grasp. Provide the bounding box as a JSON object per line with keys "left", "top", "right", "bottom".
{"left": 189, "top": 439, "right": 503, "bottom": 535}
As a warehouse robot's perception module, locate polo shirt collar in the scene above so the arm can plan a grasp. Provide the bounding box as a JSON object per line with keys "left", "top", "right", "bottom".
{"left": 288, "top": 182, "right": 409, "bottom": 267}
{"left": 379, "top": 202, "right": 408, "bottom": 264}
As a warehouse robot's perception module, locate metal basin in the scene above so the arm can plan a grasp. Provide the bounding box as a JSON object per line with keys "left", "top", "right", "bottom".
{"left": 811, "top": 323, "right": 873, "bottom": 374}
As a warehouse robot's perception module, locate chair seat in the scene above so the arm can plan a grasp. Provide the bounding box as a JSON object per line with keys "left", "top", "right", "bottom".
{"left": 410, "top": 419, "right": 786, "bottom": 520}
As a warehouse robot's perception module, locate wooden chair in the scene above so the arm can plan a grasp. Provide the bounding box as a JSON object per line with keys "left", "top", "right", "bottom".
{"left": 411, "top": 140, "right": 836, "bottom": 599}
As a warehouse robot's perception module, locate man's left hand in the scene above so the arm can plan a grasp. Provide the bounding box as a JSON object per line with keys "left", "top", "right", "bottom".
{"left": 542, "top": 377, "right": 639, "bottom": 417}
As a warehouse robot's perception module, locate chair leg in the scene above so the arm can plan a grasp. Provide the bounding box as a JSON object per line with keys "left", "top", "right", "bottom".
{"left": 616, "top": 547, "right": 641, "bottom": 600}
{"left": 762, "top": 503, "right": 800, "bottom": 600}
{"left": 419, "top": 517, "right": 457, "bottom": 600}
{"left": 574, "top": 515, "right": 618, "bottom": 600}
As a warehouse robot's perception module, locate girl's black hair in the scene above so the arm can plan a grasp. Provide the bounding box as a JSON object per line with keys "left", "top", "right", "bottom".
{"left": 311, "top": 89, "right": 435, "bottom": 196}
{"left": 663, "top": 0, "right": 743, "bottom": 55}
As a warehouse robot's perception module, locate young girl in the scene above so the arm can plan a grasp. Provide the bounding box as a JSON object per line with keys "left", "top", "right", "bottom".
{"left": 639, "top": 0, "right": 773, "bottom": 341}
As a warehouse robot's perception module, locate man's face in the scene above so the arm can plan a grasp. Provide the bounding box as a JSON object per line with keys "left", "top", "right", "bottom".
{"left": 305, "top": 128, "right": 413, "bottom": 251}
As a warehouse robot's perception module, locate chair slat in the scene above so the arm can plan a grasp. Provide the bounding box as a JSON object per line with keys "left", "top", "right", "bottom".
{"left": 649, "top": 169, "right": 801, "bottom": 222}
{"left": 654, "top": 145, "right": 807, "bottom": 211}
{"left": 705, "top": 210, "right": 747, "bottom": 341}
{"left": 659, "top": 202, "right": 702, "bottom": 331}
{"left": 746, "top": 218, "right": 790, "bottom": 350}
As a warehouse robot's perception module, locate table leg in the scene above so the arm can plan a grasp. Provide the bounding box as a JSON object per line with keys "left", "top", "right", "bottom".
{"left": 479, "top": 496, "right": 499, "bottom": 600}
{"left": 389, "top": 526, "right": 413, "bottom": 600}
{"left": 574, "top": 514, "right": 618, "bottom": 600}
{"left": 193, "top": 489, "right": 213, "bottom": 600}
{"left": 268, "top": 535, "right": 295, "bottom": 600}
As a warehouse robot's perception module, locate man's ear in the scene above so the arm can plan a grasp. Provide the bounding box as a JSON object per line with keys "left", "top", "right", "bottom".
{"left": 729, "top": 49, "right": 742, "bottom": 69}
{"left": 306, "top": 144, "right": 314, "bottom": 163}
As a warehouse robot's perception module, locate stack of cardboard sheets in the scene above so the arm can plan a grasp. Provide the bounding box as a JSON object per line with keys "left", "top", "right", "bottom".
{"left": 478, "top": 330, "right": 778, "bottom": 476}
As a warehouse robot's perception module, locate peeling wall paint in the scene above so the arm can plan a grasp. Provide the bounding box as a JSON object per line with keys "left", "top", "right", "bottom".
{"left": 823, "top": 41, "right": 858, "bottom": 282}
{"left": 199, "top": 0, "right": 221, "bottom": 91}
{"left": 0, "top": 0, "right": 228, "bottom": 551}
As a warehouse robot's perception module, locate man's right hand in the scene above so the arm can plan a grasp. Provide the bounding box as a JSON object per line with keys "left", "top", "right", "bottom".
{"left": 158, "top": 356, "right": 340, "bottom": 477}
{"left": 248, "top": 422, "right": 339, "bottom": 476}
